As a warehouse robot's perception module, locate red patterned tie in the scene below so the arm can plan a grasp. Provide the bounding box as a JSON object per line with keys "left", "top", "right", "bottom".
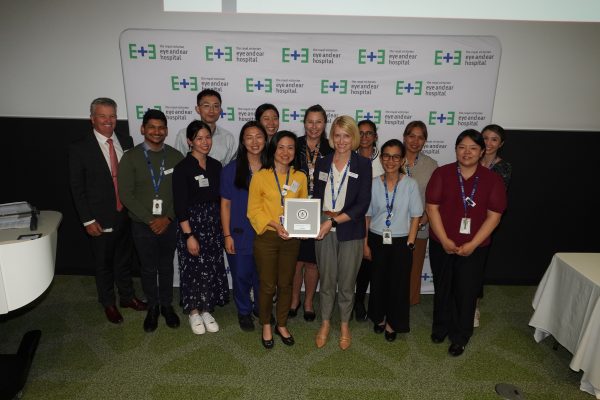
{"left": 107, "top": 138, "right": 123, "bottom": 211}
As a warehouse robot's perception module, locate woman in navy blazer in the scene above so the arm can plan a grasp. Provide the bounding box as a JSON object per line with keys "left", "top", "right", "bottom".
{"left": 313, "top": 115, "right": 372, "bottom": 350}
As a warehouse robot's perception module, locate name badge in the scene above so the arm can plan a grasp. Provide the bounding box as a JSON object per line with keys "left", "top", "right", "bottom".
{"left": 152, "top": 198, "right": 163, "bottom": 215}
{"left": 382, "top": 228, "right": 392, "bottom": 245}
{"left": 195, "top": 175, "right": 209, "bottom": 187}
{"left": 348, "top": 171, "right": 359, "bottom": 179}
{"left": 460, "top": 217, "right": 471, "bottom": 234}
{"left": 290, "top": 180, "right": 300, "bottom": 193}
{"left": 164, "top": 168, "right": 174, "bottom": 175}
{"left": 319, "top": 171, "right": 329, "bottom": 182}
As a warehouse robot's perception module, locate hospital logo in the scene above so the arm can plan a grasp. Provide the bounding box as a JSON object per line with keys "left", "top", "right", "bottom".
{"left": 170, "top": 76, "right": 198, "bottom": 91}
{"left": 135, "top": 105, "right": 162, "bottom": 119}
{"left": 358, "top": 49, "right": 385, "bottom": 64}
{"left": 320, "top": 80, "right": 348, "bottom": 94}
{"left": 428, "top": 111, "right": 456, "bottom": 125}
{"left": 282, "top": 108, "right": 306, "bottom": 123}
{"left": 282, "top": 48, "right": 309, "bottom": 63}
{"left": 355, "top": 110, "right": 382, "bottom": 124}
{"left": 396, "top": 80, "right": 423, "bottom": 95}
{"left": 220, "top": 107, "right": 235, "bottom": 121}
{"left": 245, "top": 78, "right": 273, "bottom": 93}
{"left": 205, "top": 45, "right": 233, "bottom": 62}
{"left": 128, "top": 44, "right": 156, "bottom": 60}
{"left": 434, "top": 50, "right": 462, "bottom": 65}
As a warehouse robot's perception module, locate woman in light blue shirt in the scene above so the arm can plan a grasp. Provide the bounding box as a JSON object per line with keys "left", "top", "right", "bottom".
{"left": 364, "top": 139, "right": 422, "bottom": 341}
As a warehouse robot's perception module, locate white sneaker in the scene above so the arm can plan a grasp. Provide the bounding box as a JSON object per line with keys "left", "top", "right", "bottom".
{"left": 189, "top": 313, "right": 205, "bottom": 335}
{"left": 473, "top": 307, "right": 480, "bottom": 328}
{"left": 201, "top": 312, "right": 219, "bottom": 333}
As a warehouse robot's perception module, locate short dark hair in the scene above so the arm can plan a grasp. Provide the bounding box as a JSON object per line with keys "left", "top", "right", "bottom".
{"left": 197, "top": 89, "right": 222, "bottom": 105}
{"left": 142, "top": 109, "right": 167, "bottom": 126}
{"left": 455, "top": 129, "right": 485, "bottom": 151}
{"left": 380, "top": 139, "right": 407, "bottom": 174}
{"left": 481, "top": 124, "right": 506, "bottom": 143}
{"left": 265, "top": 130, "right": 299, "bottom": 170}
{"left": 303, "top": 104, "right": 327, "bottom": 125}
{"left": 234, "top": 121, "right": 268, "bottom": 190}
{"left": 358, "top": 119, "right": 377, "bottom": 134}
{"left": 90, "top": 97, "right": 117, "bottom": 115}
{"left": 255, "top": 103, "right": 280, "bottom": 121}
{"left": 403, "top": 120, "right": 428, "bottom": 140}
{"left": 186, "top": 120, "right": 212, "bottom": 141}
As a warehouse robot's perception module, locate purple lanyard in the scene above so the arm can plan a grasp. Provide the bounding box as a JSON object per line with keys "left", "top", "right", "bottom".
{"left": 456, "top": 166, "right": 479, "bottom": 216}
{"left": 384, "top": 178, "right": 399, "bottom": 227}
{"left": 329, "top": 160, "right": 350, "bottom": 209}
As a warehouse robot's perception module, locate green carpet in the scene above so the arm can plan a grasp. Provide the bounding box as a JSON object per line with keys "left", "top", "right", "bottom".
{"left": 0, "top": 277, "right": 591, "bottom": 399}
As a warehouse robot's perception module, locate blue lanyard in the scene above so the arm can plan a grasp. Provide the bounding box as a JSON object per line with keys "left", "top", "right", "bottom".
{"left": 383, "top": 177, "right": 399, "bottom": 227}
{"left": 143, "top": 147, "right": 166, "bottom": 197}
{"left": 273, "top": 168, "right": 291, "bottom": 207}
{"left": 329, "top": 159, "right": 350, "bottom": 209}
{"left": 456, "top": 165, "right": 479, "bottom": 216}
{"left": 406, "top": 153, "right": 419, "bottom": 177}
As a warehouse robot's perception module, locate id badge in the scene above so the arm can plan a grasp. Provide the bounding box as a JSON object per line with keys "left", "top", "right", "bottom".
{"left": 279, "top": 215, "right": 285, "bottom": 226}
{"left": 382, "top": 228, "right": 393, "bottom": 245}
{"left": 152, "top": 198, "right": 163, "bottom": 215}
{"left": 459, "top": 217, "right": 471, "bottom": 234}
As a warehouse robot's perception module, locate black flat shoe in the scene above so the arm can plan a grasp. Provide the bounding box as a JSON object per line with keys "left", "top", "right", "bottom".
{"left": 384, "top": 330, "right": 397, "bottom": 342}
{"left": 161, "top": 305, "right": 180, "bottom": 328}
{"left": 274, "top": 325, "right": 295, "bottom": 346}
{"left": 143, "top": 306, "right": 159, "bottom": 333}
{"left": 373, "top": 324, "right": 385, "bottom": 334}
{"left": 261, "top": 336, "right": 274, "bottom": 349}
{"left": 288, "top": 303, "right": 301, "bottom": 318}
{"left": 303, "top": 309, "right": 316, "bottom": 322}
{"left": 448, "top": 343, "right": 465, "bottom": 357}
{"left": 430, "top": 333, "right": 446, "bottom": 344}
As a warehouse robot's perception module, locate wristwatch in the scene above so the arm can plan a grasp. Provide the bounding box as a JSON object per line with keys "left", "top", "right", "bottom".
{"left": 328, "top": 217, "right": 338, "bottom": 228}
{"left": 407, "top": 242, "right": 415, "bottom": 251}
{"left": 182, "top": 232, "right": 194, "bottom": 240}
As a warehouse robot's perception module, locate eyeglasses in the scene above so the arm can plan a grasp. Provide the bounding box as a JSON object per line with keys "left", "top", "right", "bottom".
{"left": 381, "top": 153, "right": 403, "bottom": 162}
{"left": 359, "top": 131, "right": 375, "bottom": 137}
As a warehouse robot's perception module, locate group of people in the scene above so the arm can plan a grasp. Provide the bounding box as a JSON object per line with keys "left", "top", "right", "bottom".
{"left": 69, "top": 88, "right": 510, "bottom": 357}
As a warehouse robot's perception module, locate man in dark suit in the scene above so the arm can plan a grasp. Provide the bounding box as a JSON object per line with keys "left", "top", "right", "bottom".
{"left": 69, "top": 97, "right": 147, "bottom": 324}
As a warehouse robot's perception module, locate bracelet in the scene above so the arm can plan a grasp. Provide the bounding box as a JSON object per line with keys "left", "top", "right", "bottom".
{"left": 224, "top": 234, "right": 231, "bottom": 238}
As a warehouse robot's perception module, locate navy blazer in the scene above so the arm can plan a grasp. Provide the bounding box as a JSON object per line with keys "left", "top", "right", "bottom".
{"left": 69, "top": 131, "right": 134, "bottom": 229}
{"left": 312, "top": 151, "right": 372, "bottom": 241}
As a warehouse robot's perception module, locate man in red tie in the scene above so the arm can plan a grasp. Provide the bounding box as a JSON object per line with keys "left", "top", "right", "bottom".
{"left": 69, "top": 97, "right": 147, "bottom": 324}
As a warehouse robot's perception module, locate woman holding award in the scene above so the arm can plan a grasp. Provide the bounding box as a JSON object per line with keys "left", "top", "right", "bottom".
{"left": 247, "top": 131, "right": 308, "bottom": 349}
{"left": 313, "top": 116, "right": 372, "bottom": 350}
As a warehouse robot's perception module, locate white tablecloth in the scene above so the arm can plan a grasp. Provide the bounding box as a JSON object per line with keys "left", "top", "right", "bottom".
{"left": 529, "top": 253, "right": 600, "bottom": 398}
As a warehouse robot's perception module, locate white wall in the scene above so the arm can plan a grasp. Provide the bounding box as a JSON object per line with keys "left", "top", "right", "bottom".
{"left": 1, "top": 0, "right": 599, "bottom": 131}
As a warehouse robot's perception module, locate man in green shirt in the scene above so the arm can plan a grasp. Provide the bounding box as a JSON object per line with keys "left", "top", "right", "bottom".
{"left": 118, "top": 109, "right": 184, "bottom": 333}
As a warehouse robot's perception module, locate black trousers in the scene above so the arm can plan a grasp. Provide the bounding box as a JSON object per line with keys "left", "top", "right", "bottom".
{"left": 429, "top": 240, "right": 488, "bottom": 346}
{"left": 131, "top": 221, "right": 176, "bottom": 308}
{"left": 90, "top": 209, "right": 134, "bottom": 307}
{"left": 355, "top": 258, "right": 371, "bottom": 306}
{"left": 367, "top": 232, "right": 413, "bottom": 333}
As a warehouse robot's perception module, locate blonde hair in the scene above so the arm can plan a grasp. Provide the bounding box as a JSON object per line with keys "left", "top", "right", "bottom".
{"left": 328, "top": 115, "right": 360, "bottom": 151}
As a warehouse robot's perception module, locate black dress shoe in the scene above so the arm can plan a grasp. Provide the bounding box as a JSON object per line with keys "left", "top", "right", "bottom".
{"left": 120, "top": 297, "right": 148, "bottom": 311}
{"left": 384, "top": 330, "right": 397, "bottom": 342}
{"left": 288, "top": 303, "right": 300, "bottom": 318}
{"left": 354, "top": 302, "right": 367, "bottom": 322}
{"left": 261, "top": 335, "right": 274, "bottom": 349}
{"left": 303, "top": 309, "right": 316, "bottom": 322}
{"left": 104, "top": 305, "right": 124, "bottom": 324}
{"left": 274, "top": 326, "right": 295, "bottom": 346}
{"left": 448, "top": 343, "right": 465, "bottom": 357}
{"left": 430, "top": 333, "right": 446, "bottom": 344}
{"left": 161, "top": 305, "right": 180, "bottom": 328}
{"left": 238, "top": 314, "right": 255, "bottom": 332}
{"left": 373, "top": 324, "right": 385, "bottom": 334}
{"left": 144, "top": 306, "right": 160, "bottom": 332}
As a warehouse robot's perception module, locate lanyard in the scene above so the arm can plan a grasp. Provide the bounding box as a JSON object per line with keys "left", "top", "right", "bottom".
{"left": 456, "top": 165, "right": 479, "bottom": 216}
{"left": 329, "top": 159, "right": 350, "bottom": 210}
{"left": 306, "top": 142, "right": 320, "bottom": 195}
{"left": 405, "top": 153, "right": 419, "bottom": 177}
{"left": 384, "top": 177, "right": 399, "bottom": 227}
{"left": 143, "top": 147, "right": 166, "bottom": 197}
{"left": 273, "top": 168, "right": 291, "bottom": 207}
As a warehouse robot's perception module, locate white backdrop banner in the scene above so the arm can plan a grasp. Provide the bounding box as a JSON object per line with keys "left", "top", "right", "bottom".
{"left": 120, "top": 29, "right": 501, "bottom": 294}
